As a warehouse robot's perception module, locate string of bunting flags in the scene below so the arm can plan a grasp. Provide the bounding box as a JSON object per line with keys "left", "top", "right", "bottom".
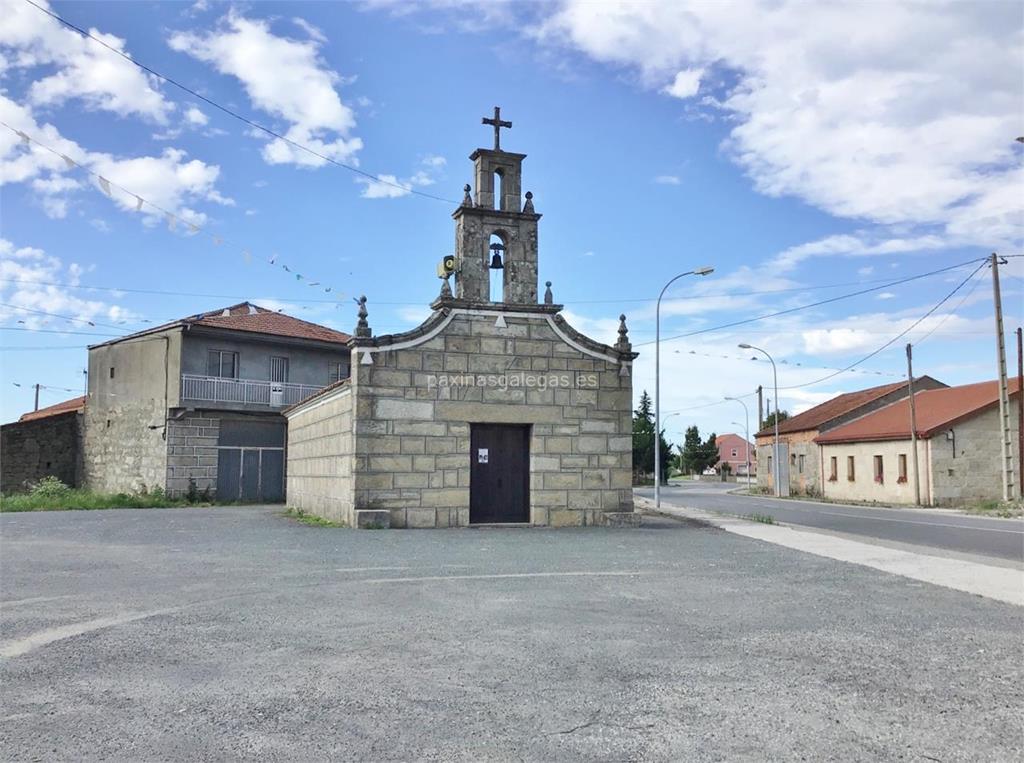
{"left": 1, "top": 121, "right": 349, "bottom": 305}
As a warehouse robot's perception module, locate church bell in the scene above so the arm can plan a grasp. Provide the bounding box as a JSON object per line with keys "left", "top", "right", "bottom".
{"left": 489, "top": 243, "right": 504, "bottom": 270}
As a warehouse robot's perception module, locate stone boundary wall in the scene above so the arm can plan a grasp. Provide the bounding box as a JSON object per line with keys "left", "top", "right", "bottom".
{"left": 166, "top": 415, "right": 219, "bottom": 497}
{"left": 285, "top": 386, "right": 354, "bottom": 524}
{"left": 350, "top": 313, "right": 633, "bottom": 528}
{"left": 1, "top": 412, "right": 83, "bottom": 493}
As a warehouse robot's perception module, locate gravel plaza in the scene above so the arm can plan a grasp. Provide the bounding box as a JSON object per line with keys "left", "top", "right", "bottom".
{"left": 1, "top": 505, "right": 1021, "bottom": 761}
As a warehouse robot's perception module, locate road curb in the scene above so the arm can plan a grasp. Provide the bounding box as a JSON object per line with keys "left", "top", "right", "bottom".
{"left": 636, "top": 496, "right": 1024, "bottom": 607}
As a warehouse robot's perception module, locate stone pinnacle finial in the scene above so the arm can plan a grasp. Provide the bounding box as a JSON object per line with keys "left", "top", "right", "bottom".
{"left": 439, "top": 275, "right": 452, "bottom": 299}
{"left": 523, "top": 191, "right": 534, "bottom": 214}
{"left": 462, "top": 183, "right": 473, "bottom": 207}
{"left": 355, "top": 295, "right": 371, "bottom": 337}
{"left": 615, "top": 313, "right": 632, "bottom": 352}
{"left": 544, "top": 280, "right": 553, "bottom": 305}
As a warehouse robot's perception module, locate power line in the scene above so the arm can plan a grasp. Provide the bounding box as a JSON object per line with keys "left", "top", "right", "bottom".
{"left": 777, "top": 260, "right": 988, "bottom": 391}
{"left": 911, "top": 265, "right": 987, "bottom": 348}
{"left": 658, "top": 260, "right": 989, "bottom": 416}
{"left": 634, "top": 256, "right": 986, "bottom": 348}
{"left": 0, "top": 269, "right": 975, "bottom": 308}
{"left": 20, "top": 0, "right": 457, "bottom": 205}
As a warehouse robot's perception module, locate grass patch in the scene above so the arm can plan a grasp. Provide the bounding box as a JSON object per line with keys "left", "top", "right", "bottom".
{"left": 742, "top": 512, "right": 777, "bottom": 525}
{"left": 1, "top": 489, "right": 193, "bottom": 512}
{"left": 282, "top": 507, "right": 347, "bottom": 528}
{"left": 963, "top": 500, "right": 1023, "bottom": 519}
{"left": 0, "top": 476, "right": 200, "bottom": 512}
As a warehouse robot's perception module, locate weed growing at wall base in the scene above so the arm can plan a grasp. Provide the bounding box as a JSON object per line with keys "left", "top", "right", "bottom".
{"left": 283, "top": 508, "right": 348, "bottom": 527}
{"left": 0, "top": 477, "right": 202, "bottom": 512}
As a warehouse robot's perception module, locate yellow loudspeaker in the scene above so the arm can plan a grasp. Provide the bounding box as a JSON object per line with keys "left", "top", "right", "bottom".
{"left": 437, "top": 255, "right": 457, "bottom": 278}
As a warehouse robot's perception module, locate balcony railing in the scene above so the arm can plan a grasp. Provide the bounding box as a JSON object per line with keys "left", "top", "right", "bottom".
{"left": 181, "top": 374, "right": 324, "bottom": 407}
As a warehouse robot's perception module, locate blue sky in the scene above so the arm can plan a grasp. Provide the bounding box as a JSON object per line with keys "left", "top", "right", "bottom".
{"left": 1, "top": 0, "right": 1021, "bottom": 442}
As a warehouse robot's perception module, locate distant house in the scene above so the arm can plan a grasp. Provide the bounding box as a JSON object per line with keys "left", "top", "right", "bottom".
{"left": 715, "top": 433, "right": 755, "bottom": 476}
{"left": 755, "top": 376, "right": 947, "bottom": 496}
{"left": 82, "top": 303, "right": 351, "bottom": 500}
{"left": 815, "top": 379, "right": 1020, "bottom": 506}
{"left": 1, "top": 395, "right": 85, "bottom": 493}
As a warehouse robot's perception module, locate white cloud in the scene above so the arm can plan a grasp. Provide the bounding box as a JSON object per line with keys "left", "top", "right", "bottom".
{"left": 0, "top": 0, "right": 174, "bottom": 123}
{"left": 801, "top": 311, "right": 987, "bottom": 356}
{"left": 876, "top": 292, "right": 896, "bottom": 300}
{"left": 662, "top": 68, "right": 703, "bottom": 99}
{"left": 0, "top": 94, "right": 231, "bottom": 227}
{"left": 87, "top": 147, "right": 230, "bottom": 227}
{"left": 292, "top": 17, "right": 327, "bottom": 43}
{"left": 536, "top": 0, "right": 1024, "bottom": 250}
{"left": 653, "top": 175, "right": 680, "bottom": 185}
{"left": 169, "top": 11, "right": 363, "bottom": 167}
{"left": 184, "top": 106, "right": 209, "bottom": 126}
{"left": 357, "top": 173, "right": 412, "bottom": 199}
{"left": 769, "top": 233, "right": 949, "bottom": 272}
{"left": 0, "top": 237, "right": 136, "bottom": 329}
{"left": 357, "top": 155, "right": 446, "bottom": 199}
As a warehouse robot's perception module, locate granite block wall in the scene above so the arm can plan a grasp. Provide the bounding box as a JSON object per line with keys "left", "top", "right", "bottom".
{"left": 0, "top": 412, "right": 83, "bottom": 493}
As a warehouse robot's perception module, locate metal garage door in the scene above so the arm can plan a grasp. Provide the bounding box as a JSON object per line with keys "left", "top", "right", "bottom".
{"left": 216, "top": 420, "right": 286, "bottom": 503}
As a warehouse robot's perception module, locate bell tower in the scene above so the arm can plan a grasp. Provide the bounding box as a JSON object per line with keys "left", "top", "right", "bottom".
{"left": 451, "top": 107, "right": 541, "bottom": 305}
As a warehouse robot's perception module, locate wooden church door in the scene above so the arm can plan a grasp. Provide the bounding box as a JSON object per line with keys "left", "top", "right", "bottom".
{"left": 470, "top": 424, "right": 530, "bottom": 524}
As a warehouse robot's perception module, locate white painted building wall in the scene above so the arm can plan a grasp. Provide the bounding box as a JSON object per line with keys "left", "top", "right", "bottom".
{"left": 819, "top": 440, "right": 929, "bottom": 504}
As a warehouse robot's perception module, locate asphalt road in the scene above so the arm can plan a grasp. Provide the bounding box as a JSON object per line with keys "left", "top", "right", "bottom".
{"left": 637, "top": 482, "right": 1024, "bottom": 562}
{"left": 2, "top": 506, "right": 1022, "bottom": 761}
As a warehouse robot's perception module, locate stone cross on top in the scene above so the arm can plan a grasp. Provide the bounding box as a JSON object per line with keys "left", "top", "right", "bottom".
{"left": 482, "top": 106, "right": 512, "bottom": 151}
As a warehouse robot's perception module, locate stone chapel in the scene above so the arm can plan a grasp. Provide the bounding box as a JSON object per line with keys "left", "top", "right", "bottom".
{"left": 284, "top": 110, "right": 639, "bottom": 528}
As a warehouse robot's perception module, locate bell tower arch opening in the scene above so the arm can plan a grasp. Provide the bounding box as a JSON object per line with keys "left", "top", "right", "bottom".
{"left": 488, "top": 233, "right": 505, "bottom": 302}
{"left": 493, "top": 168, "right": 504, "bottom": 211}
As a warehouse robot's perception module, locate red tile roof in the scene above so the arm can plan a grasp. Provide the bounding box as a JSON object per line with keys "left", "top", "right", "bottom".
{"left": 19, "top": 395, "right": 85, "bottom": 422}
{"left": 815, "top": 378, "right": 1021, "bottom": 444}
{"left": 188, "top": 303, "right": 351, "bottom": 344}
{"left": 758, "top": 378, "right": 923, "bottom": 436}
{"left": 92, "top": 302, "right": 352, "bottom": 348}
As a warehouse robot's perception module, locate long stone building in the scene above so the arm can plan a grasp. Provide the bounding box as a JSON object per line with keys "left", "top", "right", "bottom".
{"left": 755, "top": 376, "right": 946, "bottom": 496}
{"left": 284, "top": 113, "right": 639, "bottom": 528}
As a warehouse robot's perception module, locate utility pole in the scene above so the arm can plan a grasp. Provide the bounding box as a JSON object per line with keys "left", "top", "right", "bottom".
{"left": 905, "top": 344, "right": 921, "bottom": 506}
{"left": 34, "top": 383, "right": 40, "bottom": 412}
{"left": 1017, "top": 327, "right": 1023, "bottom": 497}
{"left": 757, "top": 385, "right": 764, "bottom": 431}
{"left": 990, "top": 253, "right": 1015, "bottom": 501}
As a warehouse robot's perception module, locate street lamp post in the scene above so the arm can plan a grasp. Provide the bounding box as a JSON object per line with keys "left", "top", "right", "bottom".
{"left": 655, "top": 266, "right": 714, "bottom": 508}
{"left": 726, "top": 395, "right": 752, "bottom": 491}
{"left": 658, "top": 412, "right": 680, "bottom": 483}
{"left": 739, "top": 343, "right": 781, "bottom": 497}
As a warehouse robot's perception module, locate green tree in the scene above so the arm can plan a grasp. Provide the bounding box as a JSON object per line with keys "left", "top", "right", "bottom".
{"left": 680, "top": 426, "right": 721, "bottom": 474}
{"left": 761, "top": 410, "right": 790, "bottom": 430}
{"left": 632, "top": 390, "right": 675, "bottom": 484}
